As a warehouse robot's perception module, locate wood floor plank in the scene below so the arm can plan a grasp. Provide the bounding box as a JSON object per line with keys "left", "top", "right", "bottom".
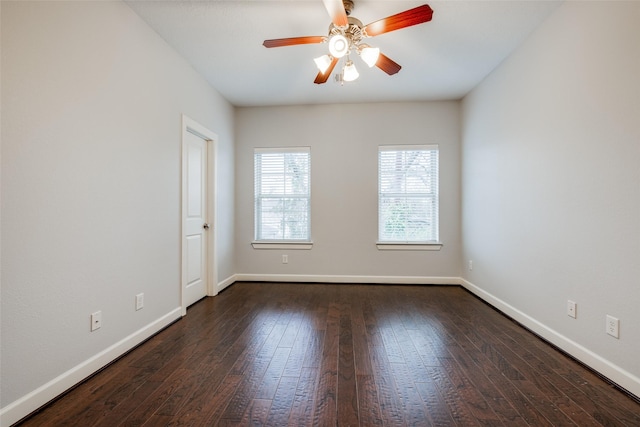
{"left": 197, "top": 373, "right": 243, "bottom": 425}
{"left": 255, "top": 347, "right": 292, "bottom": 400}
{"left": 221, "top": 312, "right": 276, "bottom": 376}
{"left": 301, "top": 329, "right": 325, "bottom": 370}
{"left": 287, "top": 367, "right": 319, "bottom": 426}
{"left": 350, "top": 297, "right": 373, "bottom": 377}
{"left": 17, "top": 283, "right": 640, "bottom": 427}
{"left": 161, "top": 369, "right": 232, "bottom": 425}
{"left": 406, "top": 328, "right": 443, "bottom": 368}
{"left": 240, "top": 398, "right": 272, "bottom": 426}
{"left": 337, "top": 311, "right": 358, "bottom": 426}
{"left": 369, "top": 344, "right": 407, "bottom": 426}
{"left": 437, "top": 357, "right": 503, "bottom": 426}
{"left": 117, "top": 367, "right": 193, "bottom": 427}
{"left": 95, "top": 379, "right": 165, "bottom": 427}
{"left": 414, "top": 379, "right": 458, "bottom": 427}
{"left": 356, "top": 374, "right": 384, "bottom": 426}
{"left": 439, "top": 332, "right": 531, "bottom": 426}
{"left": 388, "top": 362, "right": 434, "bottom": 426}
{"left": 216, "top": 353, "right": 272, "bottom": 424}
{"left": 426, "top": 364, "right": 478, "bottom": 426}
{"left": 281, "top": 320, "right": 313, "bottom": 377}
{"left": 264, "top": 376, "right": 299, "bottom": 426}
{"left": 278, "top": 310, "right": 305, "bottom": 349}
{"left": 312, "top": 301, "right": 339, "bottom": 426}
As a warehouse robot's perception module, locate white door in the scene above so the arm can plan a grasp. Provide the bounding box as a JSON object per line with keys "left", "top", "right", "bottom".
{"left": 183, "top": 130, "right": 208, "bottom": 307}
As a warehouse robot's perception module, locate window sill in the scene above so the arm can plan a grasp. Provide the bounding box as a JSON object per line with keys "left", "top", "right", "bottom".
{"left": 376, "top": 242, "right": 443, "bottom": 251}
{"left": 252, "top": 241, "right": 313, "bottom": 250}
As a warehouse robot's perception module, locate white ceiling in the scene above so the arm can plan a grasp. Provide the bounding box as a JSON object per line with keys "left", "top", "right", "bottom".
{"left": 125, "top": 0, "right": 562, "bottom": 107}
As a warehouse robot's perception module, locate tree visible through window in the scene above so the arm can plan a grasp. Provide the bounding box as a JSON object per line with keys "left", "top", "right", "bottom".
{"left": 254, "top": 148, "right": 310, "bottom": 241}
{"left": 378, "top": 145, "right": 439, "bottom": 242}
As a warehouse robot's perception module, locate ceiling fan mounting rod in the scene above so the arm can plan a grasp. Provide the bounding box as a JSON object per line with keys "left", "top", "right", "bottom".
{"left": 343, "top": 0, "right": 354, "bottom": 16}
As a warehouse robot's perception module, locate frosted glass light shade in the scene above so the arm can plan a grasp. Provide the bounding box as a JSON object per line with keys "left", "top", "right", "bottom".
{"left": 314, "top": 55, "right": 333, "bottom": 73}
{"left": 343, "top": 61, "right": 359, "bottom": 82}
{"left": 360, "top": 46, "right": 380, "bottom": 67}
{"left": 328, "top": 34, "right": 349, "bottom": 58}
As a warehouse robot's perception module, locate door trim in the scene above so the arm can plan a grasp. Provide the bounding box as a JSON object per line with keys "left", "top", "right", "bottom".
{"left": 181, "top": 115, "right": 218, "bottom": 316}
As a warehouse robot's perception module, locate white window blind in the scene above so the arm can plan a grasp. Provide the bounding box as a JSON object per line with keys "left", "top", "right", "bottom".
{"left": 254, "top": 147, "right": 310, "bottom": 241}
{"left": 378, "top": 145, "right": 439, "bottom": 242}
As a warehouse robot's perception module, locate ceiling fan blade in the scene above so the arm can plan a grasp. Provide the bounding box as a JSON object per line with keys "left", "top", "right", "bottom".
{"left": 376, "top": 53, "right": 402, "bottom": 75}
{"left": 363, "top": 4, "right": 433, "bottom": 37}
{"left": 314, "top": 56, "right": 339, "bottom": 84}
{"left": 263, "top": 36, "right": 325, "bottom": 48}
{"left": 322, "top": 0, "right": 349, "bottom": 28}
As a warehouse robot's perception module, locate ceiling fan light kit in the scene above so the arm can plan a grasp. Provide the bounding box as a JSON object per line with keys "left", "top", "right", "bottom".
{"left": 263, "top": 0, "right": 433, "bottom": 85}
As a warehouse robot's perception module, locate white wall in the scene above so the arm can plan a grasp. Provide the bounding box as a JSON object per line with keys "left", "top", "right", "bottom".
{"left": 0, "top": 1, "right": 234, "bottom": 423}
{"left": 462, "top": 1, "right": 640, "bottom": 395}
{"left": 235, "top": 102, "right": 461, "bottom": 281}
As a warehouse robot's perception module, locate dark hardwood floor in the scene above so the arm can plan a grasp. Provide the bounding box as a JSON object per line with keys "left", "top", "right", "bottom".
{"left": 17, "top": 282, "right": 640, "bottom": 426}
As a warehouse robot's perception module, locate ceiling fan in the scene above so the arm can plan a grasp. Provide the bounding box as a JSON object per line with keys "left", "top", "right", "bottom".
{"left": 263, "top": 0, "right": 434, "bottom": 84}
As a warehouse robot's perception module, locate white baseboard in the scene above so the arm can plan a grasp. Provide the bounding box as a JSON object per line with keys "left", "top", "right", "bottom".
{"left": 0, "top": 308, "right": 182, "bottom": 427}
{"left": 460, "top": 278, "right": 640, "bottom": 399}
{"left": 216, "top": 274, "right": 237, "bottom": 293}
{"left": 234, "top": 273, "right": 461, "bottom": 285}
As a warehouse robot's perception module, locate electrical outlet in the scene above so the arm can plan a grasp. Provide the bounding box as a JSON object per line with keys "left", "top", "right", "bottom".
{"left": 282, "top": 254, "right": 288, "bottom": 264}
{"left": 468, "top": 260, "right": 473, "bottom": 271}
{"left": 136, "top": 293, "right": 144, "bottom": 311}
{"left": 606, "top": 315, "right": 619, "bottom": 338}
{"left": 567, "top": 300, "right": 576, "bottom": 318}
{"left": 91, "top": 311, "right": 102, "bottom": 331}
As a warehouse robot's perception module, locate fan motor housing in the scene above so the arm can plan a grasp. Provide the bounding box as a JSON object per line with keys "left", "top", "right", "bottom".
{"left": 329, "top": 17, "right": 365, "bottom": 46}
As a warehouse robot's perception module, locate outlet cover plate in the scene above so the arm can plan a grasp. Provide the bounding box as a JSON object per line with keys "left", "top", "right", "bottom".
{"left": 606, "top": 315, "right": 619, "bottom": 338}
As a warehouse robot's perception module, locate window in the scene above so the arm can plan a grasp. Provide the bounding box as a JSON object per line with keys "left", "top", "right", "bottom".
{"left": 254, "top": 147, "right": 311, "bottom": 243}
{"left": 378, "top": 145, "right": 439, "bottom": 245}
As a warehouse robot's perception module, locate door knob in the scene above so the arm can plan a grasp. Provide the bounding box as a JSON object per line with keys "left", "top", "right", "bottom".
{"left": 203, "top": 223, "right": 210, "bottom": 230}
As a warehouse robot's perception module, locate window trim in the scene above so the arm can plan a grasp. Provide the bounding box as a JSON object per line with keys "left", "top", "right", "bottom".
{"left": 254, "top": 147, "right": 312, "bottom": 244}
{"left": 376, "top": 242, "right": 442, "bottom": 251}
{"left": 377, "top": 144, "right": 440, "bottom": 246}
{"left": 251, "top": 241, "right": 313, "bottom": 250}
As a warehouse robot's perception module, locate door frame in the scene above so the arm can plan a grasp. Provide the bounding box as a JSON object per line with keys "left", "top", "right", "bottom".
{"left": 181, "top": 114, "right": 218, "bottom": 316}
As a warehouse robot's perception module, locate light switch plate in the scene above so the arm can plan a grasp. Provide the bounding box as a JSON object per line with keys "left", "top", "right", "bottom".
{"left": 91, "top": 311, "right": 102, "bottom": 331}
